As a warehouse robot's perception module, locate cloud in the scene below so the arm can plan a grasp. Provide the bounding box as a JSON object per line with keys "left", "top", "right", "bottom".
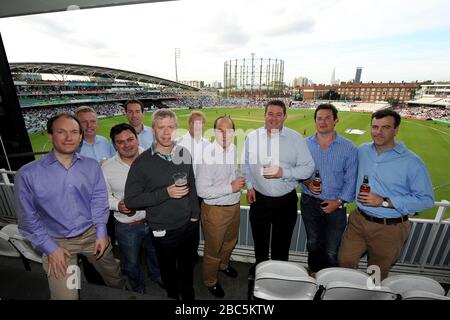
{"left": 265, "top": 18, "right": 315, "bottom": 36}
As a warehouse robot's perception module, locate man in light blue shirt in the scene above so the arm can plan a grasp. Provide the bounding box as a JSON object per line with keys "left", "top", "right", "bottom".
{"left": 75, "top": 106, "right": 115, "bottom": 162}
{"left": 15, "top": 113, "right": 125, "bottom": 299}
{"left": 124, "top": 99, "right": 154, "bottom": 150}
{"left": 338, "top": 109, "right": 434, "bottom": 280}
{"left": 244, "top": 100, "right": 315, "bottom": 269}
{"left": 300, "top": 104, "right": 357, "bottom": 274}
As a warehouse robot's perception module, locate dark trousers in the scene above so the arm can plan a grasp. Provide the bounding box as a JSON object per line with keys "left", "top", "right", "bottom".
{"left": 192, "top": 197, "right": 203, "bottom": 261}
{"left": 151, "top": 221, "right": 197, "bottom": 300}
{"left": 249, "top": 189, "right": 298, "bottom": 265}
{"left": 300, "top": 194, "right": 347, "bottom": 272}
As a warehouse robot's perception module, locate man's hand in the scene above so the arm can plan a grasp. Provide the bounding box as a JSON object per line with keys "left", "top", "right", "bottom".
{"left": 357, "top": 192, "right": 383, "bottom": 207}
{"left": 247, "top": 188, "right": 256, "bottom": 204}
{"left": 262, "top": 165, "right": 283, "bottom": 179}
{"left": 118, "top": 200, "right": 136, "bottom": 216}
{"left": 93, "top": 236, "right": 110, "bottom": 260}
{"left": 231, "top": 178, "right": 245, "bottom": 193}
{"left": 167, "top": 184, "right": 189, "bottom": 198}
{"left": 47, "top": 247, "right": 71, "bottom": 279}
{"left": 320, "top": 200, "right": 341, "bottom": 214}
{"left": 304, "top": 179, "right": 321, "bottom": 195}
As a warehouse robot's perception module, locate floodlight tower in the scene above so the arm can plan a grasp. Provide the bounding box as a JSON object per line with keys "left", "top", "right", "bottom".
{"left": 174, "top": 48, "right": 180, "bottom": 82}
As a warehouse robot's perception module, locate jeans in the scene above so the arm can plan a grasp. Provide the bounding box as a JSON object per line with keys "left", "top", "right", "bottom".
{"left": 300, "top": 194, "right": 347, "bottom": 272}
{"left": 115, "top": 221, "right": 161, "bottom": 293}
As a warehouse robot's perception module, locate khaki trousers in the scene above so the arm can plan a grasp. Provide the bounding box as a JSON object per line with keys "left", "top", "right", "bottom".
{"left": 201, "top": 203, "right": 240, "bottom": 287}
{"left": 338, "top": 209, "right": 411, "bottom": 280}
{"left": 42, "top": 226, "right": 125, "bottom": 300}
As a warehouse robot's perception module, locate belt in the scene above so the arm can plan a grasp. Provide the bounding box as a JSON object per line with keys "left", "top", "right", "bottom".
{"left": 123, "top": 219, "right": 147, "bottom": 225}
{"left": 357, "top": 208, "right": 408, "bottom": 225}
{"left": 301, "top": 193, "right": 323, "bottom": 203}
{"left": 205, "top": 202, "right": 240, "bottom": 207}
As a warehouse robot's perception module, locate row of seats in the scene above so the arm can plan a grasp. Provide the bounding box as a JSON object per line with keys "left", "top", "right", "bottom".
{"left": 253, "top": 260, "right": 450, "bottom": 300}
{"left": 0, "top": 224, "right": 43, "bottom": 269}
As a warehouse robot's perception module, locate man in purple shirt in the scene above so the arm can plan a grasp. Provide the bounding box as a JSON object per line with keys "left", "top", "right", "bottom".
{"left": 15, "top": 113, "right": 125, "bottom": 299}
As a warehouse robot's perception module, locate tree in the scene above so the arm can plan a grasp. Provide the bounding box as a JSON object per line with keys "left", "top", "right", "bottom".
{"left": 386, "top": 97, "right": 400, "bottom": 107}
{"left": 321, "top": 90, "right": 340, "bottom": 100}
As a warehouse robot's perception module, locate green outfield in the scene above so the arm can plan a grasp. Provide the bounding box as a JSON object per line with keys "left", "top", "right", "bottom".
{"left": 29, "top": 107, "right": 450, "bottom": 219}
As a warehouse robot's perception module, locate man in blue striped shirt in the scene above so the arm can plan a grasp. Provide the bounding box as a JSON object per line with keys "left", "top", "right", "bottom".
{"left": 301, "top": 104, "right": 358, "bottom": 274}
{"left": 338, "top": 109, "right": 434, "bottom": 280}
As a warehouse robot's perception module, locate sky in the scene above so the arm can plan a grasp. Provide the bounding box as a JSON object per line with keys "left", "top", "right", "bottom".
{"left": 0, "top": 0, "right": 449, "bottom": 85}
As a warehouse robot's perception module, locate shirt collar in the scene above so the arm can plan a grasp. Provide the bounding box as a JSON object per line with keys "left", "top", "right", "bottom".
{"left": 150, "top": 142, "right": 176, "bottom": 161}
{"left": 370, "top": 141, "right": 406, "bottom": 154}
{"left": 43, "top": 151, "right": 81, "bottom": 167}
{"left": 262, "top": 126, "right": 287, "bottom": 137}
{"left": 309, "top": 132, "right": 341, "bottom": 146}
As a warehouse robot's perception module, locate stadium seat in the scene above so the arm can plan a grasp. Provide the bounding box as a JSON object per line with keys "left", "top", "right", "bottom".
{"left": 0, "top": 230, "right": 21, "bottom": 258}
{"left": 381, "top": 274, "right": 446, "bottom": 297}
{"left": 401, "top": 290, "right": 450, "bottom": 300}
{"left": 320, "top": 280, "right": 398, "bottom": 300}
{"left": 253, "top": 260, "right": 317, "bottom": 300}
{"left": 1, "top": 224, "right": 42, "bottom": 263}
{"left": 315, "top": 267, "right": 397, "bottom": 300}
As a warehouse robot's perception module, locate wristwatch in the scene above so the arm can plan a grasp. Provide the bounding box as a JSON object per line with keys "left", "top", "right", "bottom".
{"left": 381, "top": 197, "right": 390, "bottom": 208}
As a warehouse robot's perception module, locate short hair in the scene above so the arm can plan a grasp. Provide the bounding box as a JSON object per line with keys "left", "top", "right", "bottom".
{"left": 265, "top": 100, "right": 286, "bottom": 115}
{"left": 188, "top": 111, "right": 206, "bottom": 124}
{"left": 151, "top": 109, "right": 178, "bottom": 128}
{"left": 124, "top": 99, "right": 144, "bottom": 112}
{"left": 371, "top": 109, "right": 401, "bottom": 128}
{"left": 74, "top": 105, "right": 96, "bottom": 117}
{"left": 47, "top": 113, "right": 82, "bottom": 135}
{"left": 314, "top": 103, "right": 338, "bottom": 120}
{"left": 213, "top": 115, "right": 235, "bottom": 130}
{"left": 109, "top": 123, "right": 137, "bottom": 145}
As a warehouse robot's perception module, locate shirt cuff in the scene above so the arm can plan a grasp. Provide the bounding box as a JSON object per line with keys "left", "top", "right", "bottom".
{"left": 281, "top": 166, "right": 291, "bottom": 179}
{"left": 111, "top": 198, "right": 120, "bottom": 212}
{"left": 95, "top": 224, "right": 108, "bottom": 239}
{"left": 42, "top": 239, "right": 60, "bottom": 256}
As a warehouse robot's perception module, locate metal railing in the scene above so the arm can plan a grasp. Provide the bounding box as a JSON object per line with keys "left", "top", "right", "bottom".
{"left": 2, "top": 168, "right": 449, "bottom": 282}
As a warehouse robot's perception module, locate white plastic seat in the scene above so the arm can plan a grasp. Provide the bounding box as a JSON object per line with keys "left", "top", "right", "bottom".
{"left": 315, "top": 267, "right": 370, "bottom": 287}
{"left": 316, "top": 268, "right": 397, "bottom": 300}
{"left": 253, "top": 260, "right": 317, "bottom": 300}
{"left": 0, "top": 230, "right": 21, "bottom": 258}
{"left": 321, "top": 280, "right": 397, "bottom": 300}
{"left": 1, "top": 224, "right": 42, "bottom": 263}
{"left": 255, "top": 260, "right": 309, "bottom": 278}
{"left": 381, "top": 274, "right": 445, "bottom": 296}
{"left": 401, "top": 290, "right": 450, "bottom": 300}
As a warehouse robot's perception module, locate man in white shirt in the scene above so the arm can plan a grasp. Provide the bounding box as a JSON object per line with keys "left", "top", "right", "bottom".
{"left": 244, "top": 100, "right": 315, "bottom": 270}
{"left": 102, "top": 123, "right": 162, "bottom": 293}
{"left": 176, "top": 111, "right": 211, "bottom": 263}
{"left": 196, "top": 116, "right": 244, "bottom": 298}
{"left": 176, "top": 111, "right": 210, "bottom": 178}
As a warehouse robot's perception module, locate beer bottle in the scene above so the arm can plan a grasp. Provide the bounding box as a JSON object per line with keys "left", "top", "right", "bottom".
{"left": 312, "top": 170, "right": 321, "bottom": 192}
{"left": 359, "top": 175, "right": 370, "bottom": 193}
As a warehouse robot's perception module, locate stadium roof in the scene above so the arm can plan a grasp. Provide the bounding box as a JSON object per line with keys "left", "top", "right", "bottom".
{"left": 9, "top": 62, "right": 199, "bottom": 91}
{"left": 0, "top": 1, "right": 173, "bottom": 18}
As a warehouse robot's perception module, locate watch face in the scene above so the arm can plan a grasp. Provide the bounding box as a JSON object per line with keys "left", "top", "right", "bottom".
{"left": 382, "top": 201, "right": 389, "bottom": 207}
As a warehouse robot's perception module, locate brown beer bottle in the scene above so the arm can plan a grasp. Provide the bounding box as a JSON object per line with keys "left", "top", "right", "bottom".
{"left": 359, "top": 175, "right": 370, "bottom": 193}
{"left": 312, "top": 170, "right": 321, "bottom": 191}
